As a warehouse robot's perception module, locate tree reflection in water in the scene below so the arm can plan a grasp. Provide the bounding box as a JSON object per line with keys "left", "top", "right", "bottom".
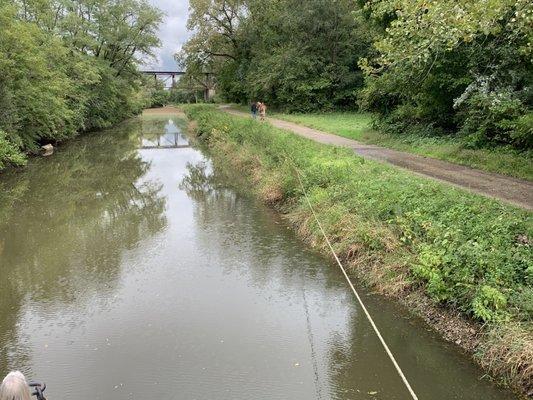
{"left": 0, "top": 119, "right": 167, "bottom": 375}
{"left": 180, "top": 159, "right": 359, "bottom": 398}
{"left": 179, "top": 160, "right": 225, "bottom": 201}
{"left": 179, "top": 159, "right": 340, "bottom": 291}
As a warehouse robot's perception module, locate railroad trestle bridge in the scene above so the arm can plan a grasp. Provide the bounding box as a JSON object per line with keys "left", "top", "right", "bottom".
{"left": 140, "top": 70, "right": 215, "bottom": 101}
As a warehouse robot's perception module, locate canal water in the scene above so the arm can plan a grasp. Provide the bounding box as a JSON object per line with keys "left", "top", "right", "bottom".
{"left": 0, "top": 111, "right": 516, "bottom": 400}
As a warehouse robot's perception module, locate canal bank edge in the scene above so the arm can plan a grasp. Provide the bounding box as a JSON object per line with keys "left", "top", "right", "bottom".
{"left": 181, "top": 104, "right": 532, "bottom": 399}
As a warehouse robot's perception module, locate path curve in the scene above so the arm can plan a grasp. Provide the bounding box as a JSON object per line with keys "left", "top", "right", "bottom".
{"left": 221, "top": 106, "right": 533, "bottom": 210}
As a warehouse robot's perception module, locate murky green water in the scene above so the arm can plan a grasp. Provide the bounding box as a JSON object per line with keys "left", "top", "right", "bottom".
{"left": 0, "top": 113, "right": 517, "bottom": 399}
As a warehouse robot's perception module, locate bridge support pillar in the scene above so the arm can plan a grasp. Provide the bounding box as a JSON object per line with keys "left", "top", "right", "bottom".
{"left": 204, "top": 88, "right": 215, "bottom": 102}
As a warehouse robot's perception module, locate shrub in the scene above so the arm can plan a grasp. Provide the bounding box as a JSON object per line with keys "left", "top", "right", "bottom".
{"left": 457, "top": 86, "right": 531, "bottom": 149}
{"left": 0, "top": 130, "right": 26, "bottom": 170}
{"left": 375, "top": 103, "right": 447, "bottom": 138}
{"left": 150, "top": 89, "right": 170, "bottom": 107}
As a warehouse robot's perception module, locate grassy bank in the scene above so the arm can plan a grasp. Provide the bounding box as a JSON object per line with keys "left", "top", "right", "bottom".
{"left": 267, "top": 111, "right": 533, "bottom": 181}
{"left": 183, "top": 104, "right": 532, "bottom": 396}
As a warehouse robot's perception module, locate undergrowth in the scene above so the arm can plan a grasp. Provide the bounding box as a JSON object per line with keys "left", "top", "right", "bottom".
{"left": 183, "top": 104, "right": 533, "bottom": 395}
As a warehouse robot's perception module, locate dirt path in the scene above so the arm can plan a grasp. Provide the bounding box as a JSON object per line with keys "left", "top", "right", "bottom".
{"left": 221, "top": 106, "right": 533, "bottom": 210}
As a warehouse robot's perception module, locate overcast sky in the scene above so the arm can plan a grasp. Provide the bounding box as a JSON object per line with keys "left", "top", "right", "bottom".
{"left": 143, "top": 0, "right": 191, "bottom": 71}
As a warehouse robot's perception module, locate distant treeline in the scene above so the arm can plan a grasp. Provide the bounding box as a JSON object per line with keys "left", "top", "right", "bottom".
{"left": 0, "top": 0, "right": 163, "bottom": 170}
{"left": 180, "top": 0, "right": 532, "bottom": 149}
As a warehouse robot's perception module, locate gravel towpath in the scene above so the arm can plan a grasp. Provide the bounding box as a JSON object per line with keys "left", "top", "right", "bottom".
{"left": 221, "top": 106, "right": 533, "bottom": 210}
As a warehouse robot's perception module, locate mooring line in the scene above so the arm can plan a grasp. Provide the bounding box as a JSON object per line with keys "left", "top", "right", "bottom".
{"left": 301, "top": 270, "right": 324, "bottom": 400}
{"left": 292, "top": 164, "right": 419, "bottom": 400}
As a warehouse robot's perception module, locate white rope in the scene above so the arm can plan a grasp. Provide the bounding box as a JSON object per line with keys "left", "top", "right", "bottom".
{"left": 293, "top": 166, "right": 419, "bottom": 400}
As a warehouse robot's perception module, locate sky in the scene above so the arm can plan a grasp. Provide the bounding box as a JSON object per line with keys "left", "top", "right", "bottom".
{"left": 143, "top": 0, "right": 191, "bottom": 71}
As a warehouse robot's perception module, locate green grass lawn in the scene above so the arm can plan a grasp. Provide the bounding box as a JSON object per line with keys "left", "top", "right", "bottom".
{"left": 268, "top": 111, "right": 533, "bottom": 181}
{"left": 225, "top": 105, "right": 533, "bottom": 181}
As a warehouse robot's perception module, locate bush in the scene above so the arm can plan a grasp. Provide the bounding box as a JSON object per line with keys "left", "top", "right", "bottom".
{"left": 512, "top": 113, "right": 533, "bottom": 148}
{"left": 150, "top": 89, "right": 170, "bottom": 107}
{"left": 375, "top": 103, "right": 447, "bottom": 138}
{"left": 359, "top": 0, "right": 532, "bottom": 151}
{"left": 457, "top": 87, "right": 531, "bottom": 148}
{"left": 0, "top": 130, "right": 26, "bottom": 170}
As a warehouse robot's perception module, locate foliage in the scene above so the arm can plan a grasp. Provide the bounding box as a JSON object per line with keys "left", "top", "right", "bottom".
{"left": 457, "top": 88, "right": 532, "bottom": 148}
{"left": 169, "top": 73, "right": 214, "bottom": 104}
{"left": 140, "top": 75, "right": 210, "bottom": 108}
{"left": 180, "top": 0, "right": 376, "bottom": 110}
{"left": 184, "top": 105, "right": 533, "bottom": 325}
{"left": 150, "top": 90, "right": 170, "bottom": 107}
{"left": 167, "top": 88, "right": 207, "bottom": 104}
{"left": 183, "top": 0, "right": 532, "bottom": 151}
{"left": 0, "top": 0, "right": 162, "bottom": 171}
{"left": 0, "top": 4, "right": 78, "bottom": 148}
{"left": 359, "top": 0, "right": 533, "bottom": 149}
{"left": 143, "top": 78, "right": 171, "bottom": 108}
{"left": 0, "top": 130, "right": 25, "bottom": 170}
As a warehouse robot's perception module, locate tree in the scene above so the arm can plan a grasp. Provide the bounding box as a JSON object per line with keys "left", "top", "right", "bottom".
{"left": 0, "top": 0, "right": 163, "bottom": 170}
{"left": 176, "top": 0, "right": 244, "bottom": 99}
{"left": 181, "top": 0, "right": 374, "bottom": 110}
{"left": 359, "top": 0, "right": 533, "bottom": 148}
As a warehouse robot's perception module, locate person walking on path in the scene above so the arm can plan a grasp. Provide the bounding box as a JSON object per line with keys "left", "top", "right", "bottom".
{"left": 250, "top": 101, "right": 258, "bottom": 119}
{"left": 258, "top": 102, "right": 267, "bottom": 121}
